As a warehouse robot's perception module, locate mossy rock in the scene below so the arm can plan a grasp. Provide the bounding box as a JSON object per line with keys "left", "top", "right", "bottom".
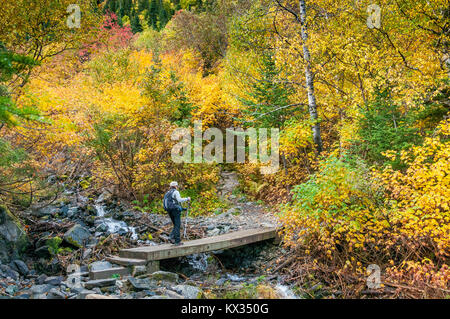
{"left": 0, "top": 205, "right": 29, "bottom": 263}
{"left": 149, "top": 271, "right": 179, "bottom": 283}
{"left": 63, "top": 224, "right": 91, "bottom": 248}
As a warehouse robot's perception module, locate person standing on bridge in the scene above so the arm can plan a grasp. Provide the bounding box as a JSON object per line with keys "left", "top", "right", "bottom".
{"left": 163, "top": 181, "right": 191, "bottom": 246}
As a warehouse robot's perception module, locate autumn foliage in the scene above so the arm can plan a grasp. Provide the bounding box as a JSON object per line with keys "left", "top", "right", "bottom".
{"left": 0, "top": 0, "right": 449, "bottom": 298}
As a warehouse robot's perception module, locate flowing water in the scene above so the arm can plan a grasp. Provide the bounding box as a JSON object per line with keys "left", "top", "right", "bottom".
{"left": 94, "top": 203, "right": 138, "bottom": 240}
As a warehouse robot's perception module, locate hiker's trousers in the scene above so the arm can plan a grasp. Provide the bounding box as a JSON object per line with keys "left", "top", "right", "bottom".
{"left": 168, "top": 208, "right": 182, "bottom": 243}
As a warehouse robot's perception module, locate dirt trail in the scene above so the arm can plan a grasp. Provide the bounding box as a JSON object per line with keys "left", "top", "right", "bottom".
{"left": 215, "top": 170, "right": 279, "bottom": 229}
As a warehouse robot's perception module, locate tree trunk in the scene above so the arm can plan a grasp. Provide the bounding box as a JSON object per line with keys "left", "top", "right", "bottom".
{"left": 299, "top": 0, "right": 323, "bottom": 154}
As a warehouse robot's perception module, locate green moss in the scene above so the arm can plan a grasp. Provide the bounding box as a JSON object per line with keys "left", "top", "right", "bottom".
{"left": 0, "top": 205, "right": 29, "bottom": 261}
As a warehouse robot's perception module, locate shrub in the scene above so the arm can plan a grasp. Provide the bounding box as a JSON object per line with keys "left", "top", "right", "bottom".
{"left": 350, "top": 89, "right": 420, "bottom": 169}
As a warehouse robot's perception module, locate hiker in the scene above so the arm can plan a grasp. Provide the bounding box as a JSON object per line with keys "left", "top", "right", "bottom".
{"left": 163, "top": 181, "right": 191, "bottom": 246}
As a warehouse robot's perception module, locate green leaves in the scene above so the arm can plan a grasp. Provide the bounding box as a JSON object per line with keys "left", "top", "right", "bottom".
{"left": 350, "top": 88, "right": 421, "bottom": 169}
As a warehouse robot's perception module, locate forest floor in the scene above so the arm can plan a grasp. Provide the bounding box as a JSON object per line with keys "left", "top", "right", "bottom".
{"left": 0, "top": 170, "right": 300, "bottom": 299}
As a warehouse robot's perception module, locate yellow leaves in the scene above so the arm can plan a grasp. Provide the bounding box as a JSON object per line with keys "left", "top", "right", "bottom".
{"left": 280, "top": 121, "right": 313, "bottom": 156}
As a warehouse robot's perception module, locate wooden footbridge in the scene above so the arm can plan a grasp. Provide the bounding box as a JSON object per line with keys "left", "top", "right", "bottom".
{"left": 89, "top": 227, "right": 279, "bottom": 280}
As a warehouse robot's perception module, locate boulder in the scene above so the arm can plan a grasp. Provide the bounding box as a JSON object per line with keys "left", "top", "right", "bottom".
{"left": 66, "top": 207, "right": 78, "bottom": 219}
{"left": 32, "top": 206, "right": 58, "bottom": 218}
{"left": 132, "top": 265, "right": 147, "bottom": 277}
{"left": 0, "top": 264, "right": 19, "bottom": 280}
{"left": 0, "top": 205, "right": 28, "bottom": 263}
{"left": 47, "top": 288, "right": 66, "bottom": 299}
{"left": 64, "top": 224, "right": 91, "bottom": 248}
{"left": 173, "top": 284, "right": 203, "bottom": 299}
{"left": 149, "top": 271, "right": 179, "bottom": 283}
{"left": 128, "top": 277, "right": 154, "bottom": 291}
{"left": 44, "top": 276, "right": 63, "bottom": 286}
{"left": 5, "top": 285, "right": 18, "bottom": 295}
{"left": 31, "top": 284, "right": 53, "bottom": 296}
{"left": 156, "top": 288, "right": 184, "bottom": 299}
{"left": 9, "top": 259, "right": 29, "bottom": 276}
{"left": 35, "top": 274, "right": 48, "bottom": 285}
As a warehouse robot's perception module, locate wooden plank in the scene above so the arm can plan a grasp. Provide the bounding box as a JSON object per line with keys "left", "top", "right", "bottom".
{"left": 89, "top": 267, "right": 130, "bottom": 280}
{"left": 106, "top": 256, "right": 147, "bottom": 266}
{"left": 119, "top": 227, "right": 277, "bottom": 261}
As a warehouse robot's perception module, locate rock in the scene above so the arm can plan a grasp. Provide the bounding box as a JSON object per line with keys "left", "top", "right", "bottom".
{"left": 14, "top": 293, "right": 31, "bottom": 299}
{"left": 5, "top": 285, "right": 17, "bottom": 295}
{"left": 156, "top": 288, "right": 184, "bottom": 299}
{"left": 31, "top": 284, "right": 53, "bottom": 295}
{"left": 44, "top": 276, "right": 63, "bottom": 286}
{"left": 222, "top": 225, "right": 231, "bottom": 233}
{"left": 216, "top": 278, "right": 227, "bottom": 286}
{"left": 35, "top": 274, "right": 48, "bottom": 285}
{"left": 149, "top": 271, "right": 179, "bottom": 283}
{"left": 0, "top": 205, "right": 28, "bottom": 263}
{"left": 84, "top": 278, "right": 116, "bottom": 289}
{"left": 47, "top": 288, "right": 66, "bottom": 299}
{"left": 32, "top": 206, "right": 58, "bottom": 218}
{"left": 135, "top": 290, "right": 156, "bottom": 299}
{"left": 128, "top": 277, "right": 154, "bottom": 291}
{"left": 206, "top": 228, "right": 221, "bottom": 237}
{"left": 64, "top": 224, "right": 91, "bottom": 248}
{"left": 35, "top": 246, "right": 50, "bottom": 258}
{"left": 82, "top": 248, "right": 92, "bottom": 260}
{"left": 112, "top": 211, "right": 124, "bottom": 220}
{"left": 70, "top": 287, "right": 96, "bottom": 299}
{"left": 84, "top": 216, "right": 96, "bottom": 227}
{"left": 173, "top": 285, "right": 203, "bottom": 299}
{"left": 60, "top": 205, "right": 69, "bottom": 216}
{"left": 132, "top": 265, "right": 147, "bottom": 277}
{"left": 0, "top": 265, "right": 19, "bottom": 280}
{"left": 95, "top": 224, "right": 108, "bottom": 233}
{"left": 96, "top": 191, "right": 113, "bottom": 204}
{"left": 10, "top": 260, "right": 29, "bottom": 276}
{"left": 67, "top": 207, "right": 78, "bottom": 219}
{"left": 89, "top": 261, "right": 113, "bottom": 272}
{"left": 85, "top": 294, "right": 118, "bottom": 299}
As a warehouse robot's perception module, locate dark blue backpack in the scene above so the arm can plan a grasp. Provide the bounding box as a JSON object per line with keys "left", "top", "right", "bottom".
{"left": 163, "top": 189, "right": 178, "bottom": 212}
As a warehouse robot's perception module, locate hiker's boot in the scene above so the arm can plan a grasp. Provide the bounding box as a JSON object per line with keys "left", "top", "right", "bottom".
{"left": 172, "top": 241, "right": 184, "bottom": 246}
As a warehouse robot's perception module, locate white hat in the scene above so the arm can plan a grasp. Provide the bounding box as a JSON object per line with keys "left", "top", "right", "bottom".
{"left": 170, "top": 181, "right": 178, "bottom": 187}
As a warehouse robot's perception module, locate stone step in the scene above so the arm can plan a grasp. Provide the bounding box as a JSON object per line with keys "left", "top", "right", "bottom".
{"left": 106, "top": 256, "right": 147, "bottom": 266}
{"left": 89, "top": 267, "right": 131, "bottom": 280}
{"left": 84, "top": 278, "right": 117, "bottom": 289}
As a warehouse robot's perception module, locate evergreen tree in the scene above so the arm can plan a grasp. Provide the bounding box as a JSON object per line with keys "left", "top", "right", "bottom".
{"left": 158, "top": 4, "right": 169, "bottom": 29}
{"left": 0, "top": 45, "right": 39, "bottom": 127}
{"left": 239, "top": 52, "right": 293, "bottom": 128}
{"left": 131, "top": 13, "right": 143, "bottom": 33}
{"left": 123, "top": 0, "right": 132, "bottom": 16}
{"left": 104, "top": 0, "right": 117, "bottom": 13}
{"left": 117, "top": 0, "right": 125, "bottom": 18}
{"left": 147, "top": 0, "right": 159, "bottom": 29}
{"left": 138, "top": 0, "right": 149, "bottom": 12}
{"left": 173, "top": 0, "right": 181, "bottom": 10}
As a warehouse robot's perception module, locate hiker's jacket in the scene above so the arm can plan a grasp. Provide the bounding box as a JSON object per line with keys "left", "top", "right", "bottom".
{"left": 172, "top": 190, "right": 189, "bottom": 204}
